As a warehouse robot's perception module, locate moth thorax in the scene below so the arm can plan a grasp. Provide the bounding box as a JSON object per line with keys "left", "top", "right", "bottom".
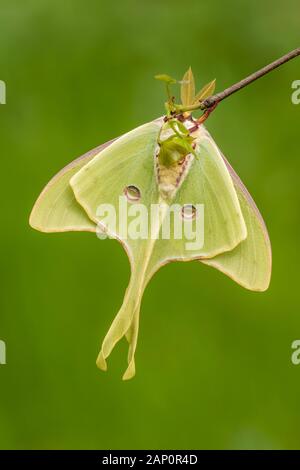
{"left": 155, "top": 152, "right": 194, "bottom": 200}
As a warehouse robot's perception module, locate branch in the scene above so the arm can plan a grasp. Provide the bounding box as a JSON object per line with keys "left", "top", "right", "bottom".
{"left": 176, "top": 48, "right": 300, "bottom": 113}
{"left": 201, "top": 47, "right": 300, "bottom": 109}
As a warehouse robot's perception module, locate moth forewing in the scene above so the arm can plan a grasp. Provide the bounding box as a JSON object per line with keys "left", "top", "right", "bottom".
{"left": 195, "top": 129, "right": 248, "bottom": 255}
{"left": 70, "top": 120, "right": 163, "bottom": 238}
{"left": 201, "top": 149, "right": 272, "bottom": 292}
{"left": 29, "top": 140, "right": 115, "bottom": 233}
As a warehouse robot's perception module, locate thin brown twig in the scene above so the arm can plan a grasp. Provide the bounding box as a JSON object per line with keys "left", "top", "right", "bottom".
{"left": 200, "top": 47, "right": 300, "bottom": 110}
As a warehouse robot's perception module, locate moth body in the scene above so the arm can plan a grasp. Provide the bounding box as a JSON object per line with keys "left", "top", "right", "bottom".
{"left": 156, "top": 117, "right": 202, "bottom": 200}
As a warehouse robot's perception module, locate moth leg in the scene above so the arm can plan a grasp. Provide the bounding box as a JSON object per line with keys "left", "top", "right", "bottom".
{"left": 196, "top": 100, "right": 219, "bottom": 125}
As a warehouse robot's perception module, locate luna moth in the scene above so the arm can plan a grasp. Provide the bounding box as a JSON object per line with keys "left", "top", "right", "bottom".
{"left": 29, "top": 68, "right": 272, "bottom": 380}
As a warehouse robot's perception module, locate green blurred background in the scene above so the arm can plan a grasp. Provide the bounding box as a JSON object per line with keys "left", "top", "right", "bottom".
{"left": 0, "top": 0, "right": 300, "bottom": 450}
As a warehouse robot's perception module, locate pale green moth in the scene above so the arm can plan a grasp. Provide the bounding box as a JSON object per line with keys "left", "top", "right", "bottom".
{"left": 30, "top": 68, "right": 272, "bottom": 380}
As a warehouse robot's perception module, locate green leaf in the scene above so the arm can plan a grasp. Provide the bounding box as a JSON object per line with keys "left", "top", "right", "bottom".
{"left": 193, "top": 79, "right": 216, "bottom": 104}
{"left": 180, "top": 67, "right": 195, "bottom": 106}
{"left": 154, "top": 74, "right": 177, "bottom": 84}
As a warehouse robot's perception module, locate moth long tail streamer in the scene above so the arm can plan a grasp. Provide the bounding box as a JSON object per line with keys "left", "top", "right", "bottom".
{"left": 96, "top": 199, "right": 165, "bottom": 379}
{"left": 96, "top": 273, "right": 144, "bottom": 380}
{"left": 123, "top": 307, "right": 140, "bottom": 380}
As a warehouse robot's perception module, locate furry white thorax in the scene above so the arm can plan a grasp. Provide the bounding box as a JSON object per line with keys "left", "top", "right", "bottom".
{"left": 155, "top": 118, "right": 205, "bottom": 200}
